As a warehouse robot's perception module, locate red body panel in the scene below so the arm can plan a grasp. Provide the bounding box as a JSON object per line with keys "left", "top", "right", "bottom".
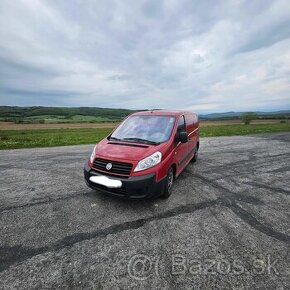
{"left": 88, "top": 110, "right": 199, "bottom": 183}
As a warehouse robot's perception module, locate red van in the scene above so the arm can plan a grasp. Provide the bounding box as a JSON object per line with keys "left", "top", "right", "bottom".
{"left": 84, "top": 110, "right": 199, "bottom": 199}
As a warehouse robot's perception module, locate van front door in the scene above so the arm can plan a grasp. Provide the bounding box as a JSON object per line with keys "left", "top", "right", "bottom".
{"left": 174, "top": 115, "right": 189, "bottom": 175}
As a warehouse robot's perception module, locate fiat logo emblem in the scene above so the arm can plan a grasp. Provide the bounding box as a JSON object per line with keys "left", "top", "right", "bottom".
{"left": 106, "top": 163, "right": 112, "bottom": 170}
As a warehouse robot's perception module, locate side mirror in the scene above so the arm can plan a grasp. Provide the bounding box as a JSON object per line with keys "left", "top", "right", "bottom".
{"left": 178, "top": 131, "right": 188, "bottom": 143}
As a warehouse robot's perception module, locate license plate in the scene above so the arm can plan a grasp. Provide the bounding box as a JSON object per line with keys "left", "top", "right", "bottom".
{"left": 89, "top": 175, "right": 122, "bottom": 188}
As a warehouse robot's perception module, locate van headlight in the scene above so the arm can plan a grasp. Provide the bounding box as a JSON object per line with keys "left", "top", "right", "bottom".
{"left": 134, "top": 151, "right": 162, "bottom": 172}
{"left": 90, "top": 145, "right": 97, "bottom": 164}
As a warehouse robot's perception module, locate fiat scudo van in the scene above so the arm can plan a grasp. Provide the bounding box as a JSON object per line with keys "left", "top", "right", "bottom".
{"left": 84, "top": 110, "right": 199, "bottom": 199}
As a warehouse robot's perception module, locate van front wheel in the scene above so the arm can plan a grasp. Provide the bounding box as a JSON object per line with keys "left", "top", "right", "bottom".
{"left": 162, "top": 167, "right": 174, "bottom": 199}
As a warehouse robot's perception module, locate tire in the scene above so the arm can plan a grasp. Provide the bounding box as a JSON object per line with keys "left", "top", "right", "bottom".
{"left": 161, "top": 167, "right": 174, "bottom": 199}
{"left": 191, "top": 146, "right": 198, "bottom": 163}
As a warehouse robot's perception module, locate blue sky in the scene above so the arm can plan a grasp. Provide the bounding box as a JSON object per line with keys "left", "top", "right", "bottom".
{"left": 0, "top": 0, "right": 289, "bottom": 113}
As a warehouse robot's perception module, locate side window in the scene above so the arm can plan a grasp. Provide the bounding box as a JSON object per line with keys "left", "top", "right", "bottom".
{"left": 177, "top": 115, "right": 186, "bottom": 132}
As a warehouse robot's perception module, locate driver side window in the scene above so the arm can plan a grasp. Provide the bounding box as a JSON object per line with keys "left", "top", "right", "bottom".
{"left": 177, "top": 115, "right": 186, "bottom": 132}
{"left": 175, "top": 115, "right": 186, "bottom": 145}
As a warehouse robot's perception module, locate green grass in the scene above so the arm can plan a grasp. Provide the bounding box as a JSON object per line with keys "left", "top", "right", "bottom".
{"left": 69, "top": 115, "right": 115, "bottom": 122}
{"left": 0, "top": 128, "right": 112, "bottom": 149}
{"left": 26, "top": 115, "right": 64, "bottom": 119}
{"left": 7, "top": 114, "right": 119, "bottom": 124}
{"left": 200, "top": 123, "right": 290, "bottom": 137}
{"left": 0, "top": 123, "right": 290, "bottom": 149}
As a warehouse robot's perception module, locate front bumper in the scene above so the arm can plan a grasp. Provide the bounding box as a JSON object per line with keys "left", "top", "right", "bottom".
{"left": 84, "top": 163, "right": 165, "bottom": 199}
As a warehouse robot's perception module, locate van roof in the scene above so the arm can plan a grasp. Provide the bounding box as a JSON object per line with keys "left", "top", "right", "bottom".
{"left": 131, "top": 110, "right": 196, "bottom": 117}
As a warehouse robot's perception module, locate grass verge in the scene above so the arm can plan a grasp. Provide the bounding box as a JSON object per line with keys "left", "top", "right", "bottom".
{"left": 200, "top": 123, "right": 290, "bottom": 137}
{"left": 0, "top": 128, "right": 112, "bottom": 149}
{"left": 0, "top": 123, "right": 289, "bottom": 149}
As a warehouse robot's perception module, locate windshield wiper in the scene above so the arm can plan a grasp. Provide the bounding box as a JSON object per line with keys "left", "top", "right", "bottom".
{"left": 109, "top": 136, "right": 122, "bottom": 141}
{"left": 122, "top": 137, "right": 160, "bottom": 145}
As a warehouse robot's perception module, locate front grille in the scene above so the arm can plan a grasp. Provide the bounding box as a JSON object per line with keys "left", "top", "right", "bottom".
{"left": 90, "top": 168, "right": 130, "bottom": 179}
{"left": 93, "top": 158, "right": 133, "bottom": 176}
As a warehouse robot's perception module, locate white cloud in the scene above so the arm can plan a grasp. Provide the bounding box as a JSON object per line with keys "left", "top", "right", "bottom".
{"left": 0, "top": 0, "right": 289, "bottom": 112}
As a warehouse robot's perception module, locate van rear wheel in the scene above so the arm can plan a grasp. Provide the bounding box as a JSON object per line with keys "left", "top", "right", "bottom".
{"left": 161, "top": 167, "right": 174, "bottom": 199}
{"left": 191, "top": 146, "right": 198, "bottom": 163}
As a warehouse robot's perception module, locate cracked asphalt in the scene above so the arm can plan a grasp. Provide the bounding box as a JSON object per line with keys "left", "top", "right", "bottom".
{"left": 0, "top": 133, "right": 290, "bottom": 289}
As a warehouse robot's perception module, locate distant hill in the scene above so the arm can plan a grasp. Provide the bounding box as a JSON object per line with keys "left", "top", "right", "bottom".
{"left": 0, "top": 106, "right": 138, "bottom": 123}
{"left": 0, "top": 106, "right": 289, "bottom": 124}
{"left": 0, "top": 106, "right": 136, "bottom": 119}
{"left": 200, "top": 110, "right": 290, "bottom": 120}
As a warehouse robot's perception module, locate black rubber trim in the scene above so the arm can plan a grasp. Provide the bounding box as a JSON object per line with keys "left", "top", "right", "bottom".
{"left": 178, "top": 146, "right": 196, "bottom": 166}
{"left": 84, "top": 163, "right": 166, "bottom": 199}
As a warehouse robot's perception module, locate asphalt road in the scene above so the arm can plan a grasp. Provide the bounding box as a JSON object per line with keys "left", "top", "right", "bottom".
{"left": 0, "top": 133, "right": 290, "bottom": 289}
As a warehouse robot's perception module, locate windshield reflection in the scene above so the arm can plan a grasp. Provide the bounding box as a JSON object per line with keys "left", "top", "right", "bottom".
{"left": 111, "top": 115, "right": 175, "bottom": 144}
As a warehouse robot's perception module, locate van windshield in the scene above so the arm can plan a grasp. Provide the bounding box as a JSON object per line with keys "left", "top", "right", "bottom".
{"left": 110, "top": 115, "right": 176, "bottom": 144}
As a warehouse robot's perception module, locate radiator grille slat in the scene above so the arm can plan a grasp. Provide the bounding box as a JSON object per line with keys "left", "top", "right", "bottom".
{"left": 93, "top": 158, "right": 133, "bottom": 176}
